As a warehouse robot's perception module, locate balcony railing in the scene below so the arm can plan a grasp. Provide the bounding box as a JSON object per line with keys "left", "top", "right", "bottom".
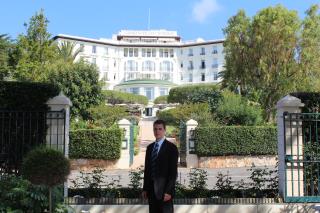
{"left": 187, "top": 67, "right": 194, "bottom": 70}
{"left": 188, "top": 53, "right": 193, "bottom": 56}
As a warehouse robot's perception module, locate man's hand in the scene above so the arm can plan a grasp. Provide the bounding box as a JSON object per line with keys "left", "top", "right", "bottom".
{"left": 142, "top": 191, "right": 148, "bottom": 199}
{"left": 163, "top": 193, "right": 172, "bottom": 202}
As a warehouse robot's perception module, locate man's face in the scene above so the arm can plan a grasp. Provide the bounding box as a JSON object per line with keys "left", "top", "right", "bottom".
{"left": 153, "top": 124, "right": 166, "bottom": 141}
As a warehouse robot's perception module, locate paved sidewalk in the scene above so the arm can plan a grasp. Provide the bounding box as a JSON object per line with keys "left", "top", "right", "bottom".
{"left": 130, "top": 117, "right": 156, "bottom": 169}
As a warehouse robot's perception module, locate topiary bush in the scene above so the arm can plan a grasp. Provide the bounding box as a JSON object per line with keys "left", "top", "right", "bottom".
{"left": 154, "top": 95, "right": 168, "bottom": 104}
{"left": 21, "top": 146, "right": 70, "bottom": 213}
{"left": 214, "top": 91, "right": 263, "bottom": 126}
{"left": 157, "top": 103, "right": 213, "bottom": 126}
{"left": 69, "top": 126, "right": 122, "bottom": 160}
{"left": 195, "top": 126, "right": 277, "bottom": 156}
{"left": 168, "top": 84, "right": 220, "bottom": 104}
{"left": 103, "top": 90, "right": 148, "bottom": 105}
{"left": 85, "top": 104, "right": 128, "bottom": 128}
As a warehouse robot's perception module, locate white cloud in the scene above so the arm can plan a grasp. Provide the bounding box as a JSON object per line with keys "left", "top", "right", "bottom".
{"left": 192, "top": 0, "right": 221, "bottom": 23}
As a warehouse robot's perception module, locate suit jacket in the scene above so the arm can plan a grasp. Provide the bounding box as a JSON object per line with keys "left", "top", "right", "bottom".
{"left": 143, "top": 139, "right": 179, "bottom": 200}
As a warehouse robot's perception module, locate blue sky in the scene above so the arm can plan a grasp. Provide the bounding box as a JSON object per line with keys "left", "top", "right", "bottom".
{"left": 1, "top": 0, "right": 319, "bottom": 41}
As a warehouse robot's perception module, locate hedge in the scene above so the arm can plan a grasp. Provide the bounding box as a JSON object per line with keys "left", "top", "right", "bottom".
{"left": 168, "top": 84, "right": 220, "bottom": 104}
{"left": 0, "top": 81, "right": 59, "bottom": 110}
{"left": 154, "top": 95, "right": 168, "bottom": 104}
{"left": 69, "top": 127, "right": 122, "bottom": 160}
{"left": 103, "top": 90, "right": 148, "bottom": 105}
{"left": 195, "top": 126, "right": 277, "bottom": 156}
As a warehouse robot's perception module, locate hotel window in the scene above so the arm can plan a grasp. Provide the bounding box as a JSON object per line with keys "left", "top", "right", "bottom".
{"left": 102, "top": 59, "right": 109, "bottom": 71}
{"left": 124, "top": 48, "right": 128, "bottom": 57}
{"left": 130, "top": 87, "right": 140, "bottom": 95}
{"left": 200, "top": 60, "right": 206, "bottom": 69}
{"left": 212, "top": 46, "right": 218, "bottom": 54}
{"left": 180, "top": 73, "right": 183, "bottom": 81}
{"left": 212, "top": 58, "right": 218, "bottom": 68}
{"left": 142, "top": 61, "right": 155, "bottom": 71}
{"left": 160, "top": 88, "right": 168, "bottom": 96}
{"left": 170, "top": 49, "right": 174, "bottom": 57}
{"left": 102, "top": 72, "right": 109, "bottom": 81}
{"left": 125, "top": 60, "right": 138, "bottom": 71}
{"left": 104, "top": 47, "right": 108, "bottom": 55}
{"left": 80, "top": 44, "right": 84, "bottom": 52}
{"left": 189, "top": 73, "right": 193, "bottom": 82}
{"left": 92, "top": 45, "right": 96, "bottom": 54}
{"left": 201, "top": 73, "right": 205, "bottom": 81}
{"left": 200, "top": 47, "right": 205, "bottom": 55}
{"left": 129, "top": 48, "right": 134, "bottom": 57}
{"left": 213, "top": 72, "right": 219, "bottom": 80}
{"left": 181, "top": 63, "right": 183, "bottom": 68}
{"left": 160, "top": 61, "right": 173, "bottom": 72}
{"left": 145, "top": 87, "right": 154, "bottom": 100}
{"left": 188, "top": 48, "right": 193, "bottom": 56}
{"left": 152, "top": 49, "right": 156, "bottom": 57}
{"left": 188, "top": 61, "right": 194, "bottom": 70}
{"left": 160, "top": 49, "right": 169, "bottom": 58}
{"left": 92, "top": 58, "right": 96, "bottom": 64}
{"left": 180, "top": 49, "right": 183, "bottom": 55}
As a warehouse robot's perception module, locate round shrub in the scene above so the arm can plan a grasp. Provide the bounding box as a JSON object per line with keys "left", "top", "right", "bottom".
{"left": 154, "top": 95, "right": 168, "bottom": 104}
{"left": 214, "top": 91, "right": 263, "bottom": 126}
{"left": 21, "top": 146, "right": 70, "bottom": 187}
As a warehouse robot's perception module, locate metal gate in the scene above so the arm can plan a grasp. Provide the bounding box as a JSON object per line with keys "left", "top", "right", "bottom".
{"left": 284, "top": 112, "right": 320, "bottom": 202}
{"left": 0, "top": 110, "right": 66, "bottom": 174}
{"left": 129, "top": 121, "right": 134, "bottom": 166}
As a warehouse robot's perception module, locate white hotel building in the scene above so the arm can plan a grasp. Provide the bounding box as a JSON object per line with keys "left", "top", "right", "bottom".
{"left": 53, "top": 30, "right": 224, "bottom": 101}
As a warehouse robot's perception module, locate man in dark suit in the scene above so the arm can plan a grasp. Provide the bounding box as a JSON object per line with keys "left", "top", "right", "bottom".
{"left": 142, "top": 119, "right": 179, "bottom": 213}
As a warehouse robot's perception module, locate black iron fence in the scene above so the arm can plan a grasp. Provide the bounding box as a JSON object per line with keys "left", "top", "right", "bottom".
{"left": 65, "top": 197, "right": 280, "bottom": 205}
{"left": 0, "top": 110, "right": 65, "bottom": 174}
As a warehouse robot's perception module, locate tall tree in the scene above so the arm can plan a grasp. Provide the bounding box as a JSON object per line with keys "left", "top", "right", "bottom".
{"left": 299, "top": 4, "right": 320, "bottom": 91}
{"left": 223, "top": 5, "right": 302, "bottom": 121}
{"left": 0, "top": 34, "right": 13, "bottom": 80}
{"left": 12, "top": 9, "right": 56, "bottom": 81}
{"left": 221, "top": 10, "right": 251, "bottom": 95}
{"left": 48, "top": 61, "right": 103, "bottom": 118}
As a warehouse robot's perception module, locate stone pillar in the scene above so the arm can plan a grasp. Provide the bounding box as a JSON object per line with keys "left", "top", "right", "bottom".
{"left": 277, "top": 95, "right": 304, "bottom": 200}
{"left": 46, "top": 93, "right": 72, "bottom": 157}
{"left": 186, "top": 119, "right": 198, "bottom": 168}
{"left": 117, "top": 119, "right": 131, "bottom": 169}
{"left": 46, "top": 93, "right": 72, "bottom": 198}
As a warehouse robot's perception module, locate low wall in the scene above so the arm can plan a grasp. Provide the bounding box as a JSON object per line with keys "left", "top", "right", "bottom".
{"left": 70, "top": 159, "right": 118, "bottom": 171}
{"left": 198, "top": 155, "right": 277, "bottom": 168}
{"left": 70, "top": 204, "right": 320, "bottom": 213}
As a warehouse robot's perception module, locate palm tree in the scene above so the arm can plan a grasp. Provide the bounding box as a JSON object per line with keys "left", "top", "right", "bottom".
{"left": 56, "top": 41, "right": 82, "bottom": 63}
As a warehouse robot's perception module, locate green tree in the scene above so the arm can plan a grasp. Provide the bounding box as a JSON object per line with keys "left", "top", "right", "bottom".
{"left": 299, "top": 4, "right": 320, "bottom": 91}
{"left": 12, "top": 9, "right": 56, "bottom": 81}
{"left": 0, "top": 34, "right": 13, "bottom": 80}
{"left": 48, "top": 61, "right": 103, "bottom": 118}
{"left": 223, "top": 5, "right": 302, "bottom": 121}
{"left": 56, "top": 41, "right": 82, "bottom": 63}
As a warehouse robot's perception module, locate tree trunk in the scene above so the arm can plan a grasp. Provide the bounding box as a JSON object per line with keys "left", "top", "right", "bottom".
{"left": 49, "top": 187, "right": 52, "bottom": 213}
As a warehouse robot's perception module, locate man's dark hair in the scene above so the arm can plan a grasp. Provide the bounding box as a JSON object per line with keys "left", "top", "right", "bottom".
{"left": 153, "top": 119, "right": 166, "bottom": 130}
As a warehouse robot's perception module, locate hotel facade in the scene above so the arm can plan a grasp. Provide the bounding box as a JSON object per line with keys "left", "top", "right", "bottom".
{"left": 53, "top": 30, "right": 225, "bottom": 101}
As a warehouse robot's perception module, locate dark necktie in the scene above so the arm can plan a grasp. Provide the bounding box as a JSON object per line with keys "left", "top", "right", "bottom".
{"left": 151, "top": 142, "right": 159, "bottom": 180}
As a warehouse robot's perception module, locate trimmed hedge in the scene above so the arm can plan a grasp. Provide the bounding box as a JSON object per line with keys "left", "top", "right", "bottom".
{"left": 86, "top": 105, "right": 128, "bottom": 128}
{"left": 168, "top": 84, "right": 220, "bottom": 104}
{"left": 0, "top": 81, "right": 59, "bottom": 110}
{"left": 103, "top": 90, "right": 148, "bottom": 105}
{"left": 195, "top": 126, "right": 277, "bottom": 156}
{"left": 157, "top": 103, "right": 212, "bottom": 126}
{"left": 154, "top": 95, "right": 168, "bottom": 104}
{"left": 69, "top": 127, "right": 122, "bottom": 160}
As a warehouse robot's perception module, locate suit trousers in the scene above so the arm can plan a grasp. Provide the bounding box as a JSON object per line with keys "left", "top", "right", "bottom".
{"left": 148, "top": 181, "right": 173, "bottom": 213}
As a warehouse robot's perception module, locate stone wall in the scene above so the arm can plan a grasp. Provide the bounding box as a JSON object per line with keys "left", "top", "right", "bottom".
{"left": 70, "top": 159, "right": 118, "bottom": 171}
{"left": 198, "top": 155, "right": 277, "bottom": 168}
